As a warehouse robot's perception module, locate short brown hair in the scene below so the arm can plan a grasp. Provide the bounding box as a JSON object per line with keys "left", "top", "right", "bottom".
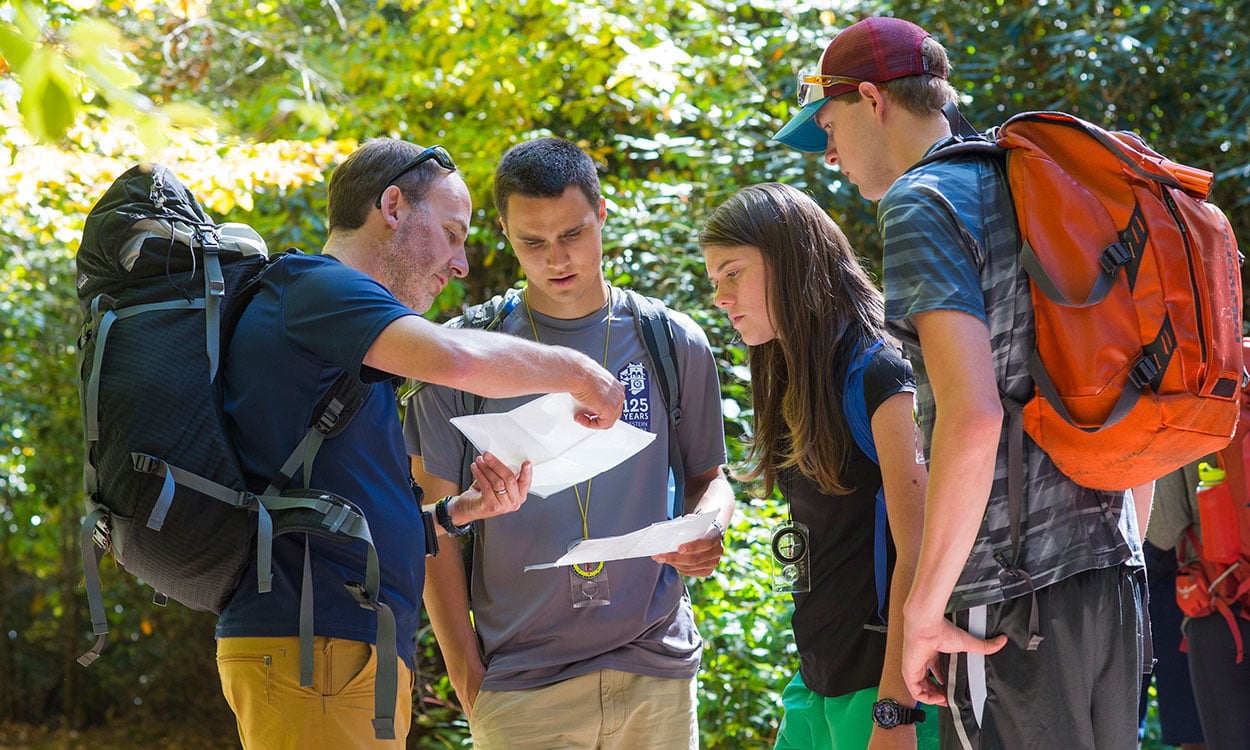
{"left": 327, "top": 138, "right": 445, "bottom": 232}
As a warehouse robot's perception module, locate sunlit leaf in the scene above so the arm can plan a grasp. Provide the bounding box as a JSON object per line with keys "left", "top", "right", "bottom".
{"left": 19, "top": 49, "right": 79, "bottom": 142}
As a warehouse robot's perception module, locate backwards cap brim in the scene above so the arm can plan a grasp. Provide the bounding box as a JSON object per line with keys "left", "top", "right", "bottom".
{"left": 771, "top": 98, "right": 830, "bottom": 153}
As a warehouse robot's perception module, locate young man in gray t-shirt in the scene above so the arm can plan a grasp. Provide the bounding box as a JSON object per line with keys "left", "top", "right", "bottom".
{"left": 405, "top": 137, "right": 733, "bottom": 750}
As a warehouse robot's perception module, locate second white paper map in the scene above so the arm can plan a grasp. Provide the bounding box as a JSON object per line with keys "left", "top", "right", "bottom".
{"left": 449, "top": 392, "right": 656, "bottom": 497}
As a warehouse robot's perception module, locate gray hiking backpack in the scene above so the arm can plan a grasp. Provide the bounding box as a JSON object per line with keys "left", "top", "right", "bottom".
{"left": 75, "top": 163, "right": 409, "bottom": 739}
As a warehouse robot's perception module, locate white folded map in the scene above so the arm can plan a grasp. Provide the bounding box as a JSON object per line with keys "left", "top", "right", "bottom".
{"left": 449, "top": 392, "right": 656, "bottom": 498}
{"left": 523, "top": 512, "right": 718, "bottom": 570}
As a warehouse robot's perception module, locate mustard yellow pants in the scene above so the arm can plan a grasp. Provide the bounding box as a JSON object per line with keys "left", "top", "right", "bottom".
{"left": 217, "top": 636, "right": 413, "bottom": 750}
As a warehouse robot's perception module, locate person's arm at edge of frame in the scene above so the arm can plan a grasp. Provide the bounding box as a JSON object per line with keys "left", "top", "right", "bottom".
{"left": 412, "top": 455, "right": 487, "bottom": 719}
{"left": 650, "top": 466, "right": 735, "bottom": 578}
{"left": 868, "top": 390, "right": 928, "bottom": 750}
{"left": 366, "top": 314, "right": 625, "bottom": 428}
{"left": 901, "top": 309, "right": 1008, "bottom": 706}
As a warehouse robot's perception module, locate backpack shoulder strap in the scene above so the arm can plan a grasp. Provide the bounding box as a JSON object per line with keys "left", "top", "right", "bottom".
{"left": 449, "top": 289, "right": 523, "bottom": 488}
{"left": 455, "top": 288, "right": 524, "bottom": 332}
{"left": 943, "top": 101, "right": 981, "bottom": 139}
{"left": 623, "top": 289, "right": 685, "bottom": 518}
{"left": 841, "top": 338, "right": 882, "bottom": 463}
{"left": 840, "top": 337, "right": 889, "bottom": 630}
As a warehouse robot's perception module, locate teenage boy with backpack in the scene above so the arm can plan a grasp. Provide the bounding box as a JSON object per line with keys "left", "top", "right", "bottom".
{"left": 771, "top": 17, "right": 1147, "bottom": 748}
{"left": 406, "top": 137, "right": 734, "bottom": 749}
{"left": 214, "top": 138, "right": 624, "bottom": 749}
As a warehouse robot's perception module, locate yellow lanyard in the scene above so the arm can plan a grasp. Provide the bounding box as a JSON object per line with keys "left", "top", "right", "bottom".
{"left": 524, "top": 285, "right": 611, "bottom": 539}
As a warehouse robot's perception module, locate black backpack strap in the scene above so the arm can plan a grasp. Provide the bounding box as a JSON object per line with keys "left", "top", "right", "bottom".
{"left": 943, "top": 101, "right": 980, "bottom": 139}
{"left": 265, "top": 372, "right": 373, "bottom": 495}
{"left": 450, "top": 289, "right": 523, "bottom": 488}
{"left": 623, "top": 290, "right": 685, "bottom": 518}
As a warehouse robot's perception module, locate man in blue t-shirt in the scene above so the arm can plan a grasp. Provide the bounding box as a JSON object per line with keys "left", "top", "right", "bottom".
{"left": 769, "top": 17, "right": 1147, "bottom": 750}
{"left": 406, "top": 137, "right": 734, "bottom": 749}
{"left": 214, "top": 138, "right": 624, "bottom": 749}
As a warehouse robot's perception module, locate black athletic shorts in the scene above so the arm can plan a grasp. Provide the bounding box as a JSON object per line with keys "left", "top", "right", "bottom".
{"left": 941, "top": 564, "right": 1145, "bottom": 750}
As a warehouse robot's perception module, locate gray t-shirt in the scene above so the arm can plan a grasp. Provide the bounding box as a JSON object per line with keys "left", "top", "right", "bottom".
{"left": 409, "top": 288, "right": 727, "bottom": 690}
{"left": 879, "top": 145, "right": 1143, "bottom": 612}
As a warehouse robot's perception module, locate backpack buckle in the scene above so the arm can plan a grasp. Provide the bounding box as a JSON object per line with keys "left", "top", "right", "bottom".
{"left": 197, "top": 226, "right": 221, "bottom": 249}
{"left": 91, "top": 513, "right": 112, "bottom": 550}
{"left": 314, "top": 399, "right": 349, "bottom": 434}
{"left": 1098, "top": 241, "right": 1133, "bottom": 274}
{"left": 1129, "top": 354, "right": 1161, "bottom": 390}
{"left": 993, "top": 551, "right": 1020, "bottom": 577}
{"left": 343, "top": 581, "right": 383, "bottom": 613}
{"left": 131, "top": 453, "right": 161, "bottom": 475}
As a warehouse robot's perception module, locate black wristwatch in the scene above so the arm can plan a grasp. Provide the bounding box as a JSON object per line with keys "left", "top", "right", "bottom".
{"left": 434, "top": 496, "right": 473, "bottom": 537}
{"left": 872, "top": 699, "right": 926, "bottom": 729}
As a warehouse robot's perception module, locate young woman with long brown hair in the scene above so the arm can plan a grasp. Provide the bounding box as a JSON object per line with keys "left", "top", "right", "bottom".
{"left": 700, "top": 183, "right": 936, "bottom": 750}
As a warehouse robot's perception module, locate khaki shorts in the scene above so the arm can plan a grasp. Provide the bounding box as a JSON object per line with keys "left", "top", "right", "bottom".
{"left": 471, "top": 669, "right": 698, "bottom": 750}
{"left": 217, "top": 636, "right": 413, "bottom": 750}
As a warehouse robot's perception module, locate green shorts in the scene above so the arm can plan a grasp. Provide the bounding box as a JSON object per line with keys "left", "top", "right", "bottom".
{"left": 774, "top": 672, "right": 939, "bottom": 750}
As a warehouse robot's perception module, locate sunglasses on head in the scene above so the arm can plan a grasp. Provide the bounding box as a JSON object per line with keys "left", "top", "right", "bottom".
{"left": 796, "top": 73, "right": 865, "bottom": 107}
{"left": 374, "top": 145, "right": 458, "bottom": 208}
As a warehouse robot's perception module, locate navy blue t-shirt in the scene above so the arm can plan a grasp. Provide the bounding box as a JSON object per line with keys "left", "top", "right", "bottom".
{"left": 216, "top": 252, "right": 425, "bottom": 669}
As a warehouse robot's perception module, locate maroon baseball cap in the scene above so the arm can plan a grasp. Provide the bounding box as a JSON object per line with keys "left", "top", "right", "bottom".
{"left": 774, "top": 17, "right": 942, "bottom": 152}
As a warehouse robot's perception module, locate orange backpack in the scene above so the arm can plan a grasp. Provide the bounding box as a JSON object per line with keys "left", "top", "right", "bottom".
{"left": 924, "top": 109, "right": 1243, "bottom": 491}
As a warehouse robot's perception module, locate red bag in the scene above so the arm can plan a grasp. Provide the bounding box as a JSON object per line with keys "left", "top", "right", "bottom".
{"left": 1175, "top": 344, "right": 1250, "bottom": 663}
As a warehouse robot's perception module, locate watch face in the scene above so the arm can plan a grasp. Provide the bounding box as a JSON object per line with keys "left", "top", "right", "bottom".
{"left": 872, "top": 699, "right": 901, "bottom": 728}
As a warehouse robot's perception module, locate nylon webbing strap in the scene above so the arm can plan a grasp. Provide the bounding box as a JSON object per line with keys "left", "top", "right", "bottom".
{"left": 201, "top": 233, "right": 225, "bottom": 381}
{"left": 255, "top": 499, "right": 274, "bottom": 594}
{"left": 129, "top": 453, "right": 250, "bottom": 531}
{"left": 371, "top": 600, "right": 398, "bottom": 740}
{"left": 343, "top": 541, "right": 397, "bottom": 740}
{"left": 1020, "top": 239, "right": 1121, "bottom": 308}
{"left": 77, "top": 507, "right": 110, "bottom": 667}
{"left": 266, "top": 428, "right": 321, "bottom": 495}
{"left": 999, "top": 396, "right": 1043, "bottom": 651}
{"left": 299, "top": 537, "right": 315, "bottom": 687}
{"left": 1028, "top": 350, "right": 1142, "bottom": 433}
{"left": 1002, "top": 398, "right": 1026, "bottom": 566}
{"left": 302, "top": 430, "right": 326, "bottom": 490}
{"left": 266, "top": 374, "right": 366, "bottom": 495}
{"left": 941, "top": 101, "right": 979, "bottom": 139}
{"left": 84, "top": 309, "right": 115, "bottom": 443}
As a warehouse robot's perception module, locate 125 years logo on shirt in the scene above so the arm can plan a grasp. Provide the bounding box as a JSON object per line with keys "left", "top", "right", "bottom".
{"left": 617, "top": 361, "right": 651, "bottom": 431}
